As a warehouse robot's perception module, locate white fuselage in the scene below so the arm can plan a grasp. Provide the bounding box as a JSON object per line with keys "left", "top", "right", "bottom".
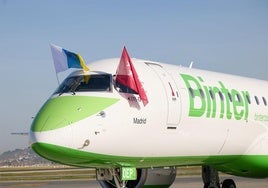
{"left": 31, "top": 58, "right": 268, "bottom": 160}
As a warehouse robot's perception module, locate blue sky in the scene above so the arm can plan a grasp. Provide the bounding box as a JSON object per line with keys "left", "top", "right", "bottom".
{"left": 0, "top": 0, "right": 267, "bottom": 154}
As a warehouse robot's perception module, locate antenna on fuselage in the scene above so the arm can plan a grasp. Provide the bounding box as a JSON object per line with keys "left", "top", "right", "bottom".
{"left": 189, "top": 61, "right": 194, "bottom": 69}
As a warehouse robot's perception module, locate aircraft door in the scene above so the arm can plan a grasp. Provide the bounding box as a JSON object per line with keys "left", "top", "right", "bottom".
{"left": 146, "top": 63, "right": 181, "bottom": 128}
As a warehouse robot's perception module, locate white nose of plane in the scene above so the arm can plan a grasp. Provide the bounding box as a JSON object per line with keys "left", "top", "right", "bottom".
{"left": 30, "top": 94, "right": 120, "bottom": 165}
{"left": 30, "top": 119, "right": 74, "bottom": 165}
{"left": 29, "top": 96, "right": 77, "bottom": 163}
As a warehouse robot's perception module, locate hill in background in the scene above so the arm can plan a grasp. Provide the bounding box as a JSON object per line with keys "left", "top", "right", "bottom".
{"left": 0, "top": 148, "right": 53, "bottom": 167}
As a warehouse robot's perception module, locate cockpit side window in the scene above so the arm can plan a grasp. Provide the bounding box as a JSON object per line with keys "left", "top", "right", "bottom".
{"left": 54, "top": 74, "right": 112, "bottom": 95}
{"left": 114, "top": 80, "right": 138, "bottom": 94}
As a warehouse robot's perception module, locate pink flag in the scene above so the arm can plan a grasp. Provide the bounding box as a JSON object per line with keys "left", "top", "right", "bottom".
{"left": 116, "top": 46, "right": 148, "bottom": 106}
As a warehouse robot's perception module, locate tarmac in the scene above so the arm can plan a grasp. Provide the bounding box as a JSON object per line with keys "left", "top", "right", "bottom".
{"left": 1, "top": 175, "right": 268, "bottom": 188}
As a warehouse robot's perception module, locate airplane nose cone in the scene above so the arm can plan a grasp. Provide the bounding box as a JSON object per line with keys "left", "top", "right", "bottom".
{"left": 30, "top": 96, "right": 119, "bottom": 132}
{"left": 30, "top": 96, "right": 79, "bottom": 156}
{"left": 29, "top": 96, "right": 76, "bottom": 163}
{"left": 30, "top": 98, "right": 73, "bottom": 133}
{"left": 30, "top": 96, "right": 119, "bottom": 164}
{"left": 31, "top": 111, "right": 71, "bottom": 132}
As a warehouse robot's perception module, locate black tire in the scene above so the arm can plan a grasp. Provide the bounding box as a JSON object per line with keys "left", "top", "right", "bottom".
{"left": 203, "top": 182, "right": 221, "bottom": 188}
{"left": 222, "top": 179, "right": 236, "bottom": 188}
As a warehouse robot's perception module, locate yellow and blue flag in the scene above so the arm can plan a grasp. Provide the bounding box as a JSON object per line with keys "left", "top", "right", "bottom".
{"left": 50, "top": 44, "right": 89, "bottom": 73}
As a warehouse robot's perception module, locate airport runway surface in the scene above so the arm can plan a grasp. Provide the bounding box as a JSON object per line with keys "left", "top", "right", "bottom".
{"left": 1, "top": 176, "right": 268, "bottom": 188}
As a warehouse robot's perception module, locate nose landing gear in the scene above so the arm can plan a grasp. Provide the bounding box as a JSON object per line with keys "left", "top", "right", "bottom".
{"left": 202, "top": 165, "right": 236, "bottom": 188}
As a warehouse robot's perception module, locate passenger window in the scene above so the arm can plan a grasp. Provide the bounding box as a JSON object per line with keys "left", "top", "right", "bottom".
{"left": 255, "top": 96, "right": 260, "bottom": 105}
{"left": 188, "top": 88, "right": 195, "bottom": 98}
{"left": 236, "top": 94, "right": 241, "bottom": 103}
{"left": 246, "top": 95, "right": 251, "bottom": 104}
{"left": 228, "top": 92, "right": 232, "bottom": 102}
{"left": 262, "top": 97, "right": 267, "bottom": 106}
{"left": 209, "top": 90, "right": 215, "bottom": 100}
{"left": 219, "top": 92, "right": 224, "bottom": 101}
{"left": 199, "top": 89, "right": 205, "bottom": 99}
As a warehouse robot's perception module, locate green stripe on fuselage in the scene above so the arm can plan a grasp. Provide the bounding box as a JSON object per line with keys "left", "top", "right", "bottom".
{"left": 31, "top": 96, "right": 119, "bottom": 132}
{"left": 32, "top": 142, "right": 268, "bottom": 178}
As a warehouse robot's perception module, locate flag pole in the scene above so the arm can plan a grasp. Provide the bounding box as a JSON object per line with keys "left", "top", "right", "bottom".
{"left": 55, "top": 73, "right": 60, "bottom": 85}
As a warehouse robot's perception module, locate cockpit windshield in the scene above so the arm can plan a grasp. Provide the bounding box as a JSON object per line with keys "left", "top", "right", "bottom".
{"left": 54, "top": 74, "right": 112, "bottom": 95}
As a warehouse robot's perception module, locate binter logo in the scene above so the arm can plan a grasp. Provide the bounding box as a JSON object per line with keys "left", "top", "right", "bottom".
{"left": 180, "top": 74, "right": 250, "bottom": 121}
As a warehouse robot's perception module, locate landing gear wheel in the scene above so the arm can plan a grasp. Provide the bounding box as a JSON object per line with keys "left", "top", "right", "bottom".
{"left": 202, "top": 165, "right": 220, "bottom": 188}
{"left": 203, "top": 183, "right": 210, "bottom": 188}
{"left": 222, "top": 179, "right": 236, "bottom": 188}
{"left": 203, "top": 183, "right": 220, "bottom": 188}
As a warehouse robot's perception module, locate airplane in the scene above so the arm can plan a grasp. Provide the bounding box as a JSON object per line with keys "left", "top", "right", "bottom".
{"left": 30, "top": 46, "right": 268, "bottom": 188}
